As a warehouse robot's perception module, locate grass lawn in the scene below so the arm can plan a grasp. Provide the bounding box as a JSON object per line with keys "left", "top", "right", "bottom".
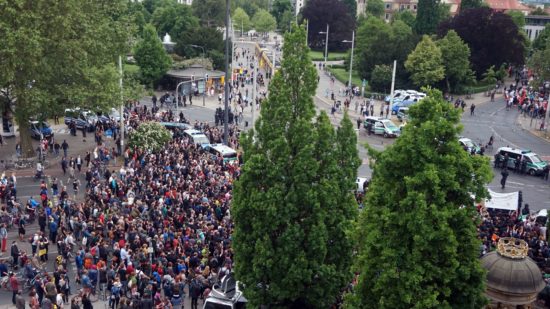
{"left": 309, "top": 50, "right": 348, "bottom": 61}
{"left": 327, "top": 67, "right": 363, "bottom": 88}
{"left": 125, "top": 64, "right": 140, "bottom": 74}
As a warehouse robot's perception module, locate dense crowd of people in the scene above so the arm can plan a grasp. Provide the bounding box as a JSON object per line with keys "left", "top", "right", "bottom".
{"left": 0, "top": 102, "right": 243, "bottom": 308}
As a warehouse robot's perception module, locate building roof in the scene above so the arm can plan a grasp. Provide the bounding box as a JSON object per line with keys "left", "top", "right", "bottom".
{"left": 485, "top": 0, "right": 531, "bottom": 11}
{"left": 481, "top": 238, "right": 545, "bottom": 305}
{"left": 166, "top": 65, "right": 225, "bottom": 79}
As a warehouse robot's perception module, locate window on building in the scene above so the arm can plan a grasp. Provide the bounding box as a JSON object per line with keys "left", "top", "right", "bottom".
{"left": 407, "top": 4, "right": 411, "bottom": 9}
{"left": 385, "top": 3, "right": 391, "bottom": 9}
{"left": 413, "top": 4, "right": 417, "bottom": 9}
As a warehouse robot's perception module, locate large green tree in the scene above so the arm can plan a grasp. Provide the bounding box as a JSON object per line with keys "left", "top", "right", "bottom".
{"left": 192, "top": 0, "right": 226, "bottom": 27}
{"left": 529, "top": 41, "right": 550, "bottom": 87}
{"left": 302, "top": 0, "right": 356, "bottom": 51}
{"left": 438, "top": 7, "right": 526, "bottom": 77}
{"left": 0, "top": 0, "right": 133, "bottom": 157}
{"left": 271, "top": 0, "right": 293, "bottom": 29}
{"left": 233, "top": 25, "right": 359, "bottom": 308}
{"left": 233, "top": 0, "right": 269, "bottom": 17}
{"left": 356, "top": 17, "right": 416, "bottom": 88}
{"left": 151, "top": 1, "right": 198, "bottom": 37}
{"left": 342, "top": 0, "right": 358, "bottom": 17}
{"left": 416, "top": 0, "right": 448, "bottom": 35}
{"left": 252, "top": 9, "right": 277, "bottom": 34}
{"left": 532, "top": 24, "right": 550, "bottom": 51}
{"left": 134, "top": 24, "right": 172, "bottom": 88}
{"left": 233, "top": 7, "right": 252, "bottom": 35}
{"left": 437, "top": 30, "right": 474, "bottom": 92}
{"left": 405, "top": 35, "right": 445, "bottom": 87}
{"left": 366, "top": 0, "right": 385, "bottom": 18}
{"left": 346, "top": 89, "right": 492, "bottom": 309}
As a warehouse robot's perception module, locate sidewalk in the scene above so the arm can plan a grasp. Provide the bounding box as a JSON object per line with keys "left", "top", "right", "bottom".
{"left": 516, "top": 111, "right": 550, "bottom": 143}
{"left": 313, "top": 61, "right": 494, "bottom": 124}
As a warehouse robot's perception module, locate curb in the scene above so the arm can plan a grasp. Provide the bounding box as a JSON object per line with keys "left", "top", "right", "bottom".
{"left": 516, "top": 114, "right": 550, "bottom": 144}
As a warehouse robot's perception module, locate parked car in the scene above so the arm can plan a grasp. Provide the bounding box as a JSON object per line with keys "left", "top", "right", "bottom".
{"left": 29, "top": 120, "right": 53, "bottom": 140}
{"left": 459, "top": 137, "right": 481, "bottom": 154}
{"left": 397, "top": 107, "right": 409, "bottom": 122}
{"left": 364, "top": 117, "right": 401, "bottom": 138}
{"left": 64, "top": 108, "right": 97, "bottom": 131}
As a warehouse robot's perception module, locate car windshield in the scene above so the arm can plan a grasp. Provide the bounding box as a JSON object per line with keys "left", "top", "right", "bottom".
{"left": 40, "top": 122, "right": 50, "bottom": 128}
{"left": 462, "top": 140, "right": 475, "bottom": 148}
{"left": 528, "top": 154, "right": 543, "bottom": 163}
{"left": 384, "top": 121, "right": 398, "bottom": 130}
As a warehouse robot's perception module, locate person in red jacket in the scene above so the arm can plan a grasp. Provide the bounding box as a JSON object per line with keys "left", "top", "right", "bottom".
{"left": 9, "top": 272, "right": 19, "bottom": 304}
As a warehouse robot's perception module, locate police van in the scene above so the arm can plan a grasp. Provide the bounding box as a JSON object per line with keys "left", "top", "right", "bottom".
{"left": 207, "top": 144, "right": 238, "bottom": 163}
{"left": 495, "top": 147, "right": 548, "bottom": 175}
{"left": 183, "top": 129, "right": 210, "bottom": 147}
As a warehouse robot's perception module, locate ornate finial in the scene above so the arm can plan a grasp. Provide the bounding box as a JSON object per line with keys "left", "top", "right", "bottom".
{"left": 497, "top": 237, "right": 528, "bottom": 259}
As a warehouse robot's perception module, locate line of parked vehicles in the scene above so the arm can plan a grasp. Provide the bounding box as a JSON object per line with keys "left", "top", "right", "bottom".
{"left": 386, "top": 89, "right": 427, "bottom": 115}
{"left": 160, "top": 122, "right": 239, "bottom": 163}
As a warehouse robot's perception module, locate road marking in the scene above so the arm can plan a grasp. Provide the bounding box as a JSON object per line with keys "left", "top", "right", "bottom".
{"left": 507, "top": 181, "right": 525, "bottom": 185}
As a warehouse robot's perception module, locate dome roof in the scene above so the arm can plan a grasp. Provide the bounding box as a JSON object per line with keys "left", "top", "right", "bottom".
{"left": 481, "top": 238, "right": 546, "bottom": 305}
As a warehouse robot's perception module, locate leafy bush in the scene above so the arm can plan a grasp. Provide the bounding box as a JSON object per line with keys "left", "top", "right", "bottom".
{"left": 128, "top": 122, "right": 171, "bottom": 153}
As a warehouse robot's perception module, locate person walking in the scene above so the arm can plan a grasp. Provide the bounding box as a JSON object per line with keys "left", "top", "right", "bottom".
{"left": 501, "top": 168, "right": 509, "bottom": 189}
{"left": 0, "top": 224, "right": 7, "bottom": 252}
{"left": 61, "top": 157, "right": 67, "bottom": 175}
{"left": 356, "top": 117, "right": 361, "bottom": 130}
{"left": 470, "top": 103, "right": 476, "bottom": 116}
{"left": 9, "top": 274, "right": 19, "bottom": 304}
{"left": 76, "top": 155, "right": 82, "bottom": 173}
{"left": 15, "top": 290, "right": 25, "bottom": 309}
{"left": 11, "top": 241, "right": 19, "bottom": 268}
{"left": 61, "top": 140, "right": 69, "bottom": 157}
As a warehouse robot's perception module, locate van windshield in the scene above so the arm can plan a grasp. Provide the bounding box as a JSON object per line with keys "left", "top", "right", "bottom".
{"left": 193, "top": 135, "right": 210, "bottom": 145}
{"left": 528, "top": 154, "right": 543, "bottom": 163}
{"left": 383, "top": 121, "right": 398, "bottom": 131}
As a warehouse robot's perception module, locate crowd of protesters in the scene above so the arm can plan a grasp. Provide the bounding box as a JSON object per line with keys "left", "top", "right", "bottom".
{"left": 0, "top": 101, "right": 243, "bottom": 308}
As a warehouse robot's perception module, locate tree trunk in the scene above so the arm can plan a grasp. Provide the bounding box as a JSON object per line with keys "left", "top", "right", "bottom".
{"left": 17, "top": 119, "right": 34, "bottom": 158}
{"left": 13, "top": 87, "right": 34, "bottom": 158}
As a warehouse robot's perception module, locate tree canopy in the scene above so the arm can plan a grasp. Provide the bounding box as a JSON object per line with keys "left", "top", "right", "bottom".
{"left": 356, "top": 17, "right": 416, "bottom": 89}
{"left": 233, "top": 7, "right": 252, "bottom": 34}
{"left": 252, "top": 9, "right": 277, "bottom": 33}
{"left": 415, "top": 0, "right": 449, "bottom": 34}
{"left": 302, "top": 0, "right": 356, "bottom": 51}
{"left": 134, "top": 24, "right": 172, "bottom": 88}
{"left": 533, "top": 24, "right": 550, "bottom": 51}
{"left": 0, "top": 0, "right": 134, "bottom": 157}
{"left": 460, "top": 0, "right": 483, "bottom": 10}
{"left": 232, "top": 24, "right": 359, "bottom": 308}
{"left": 151, "top": 1, "right": 198, "bottom": 37}
{"left": 438, "top": 7, "right": 526, "bottom": 77}
{"left": 437, "top": 30, "right": 474, "bottom": 92}
{"left": 405, "top": 36, "right": 445, "bottom": 87}
{"left": 346, "top": 89, "right": 492, "bottom": 309}
{"left": 192, "top": 0, "right": 226, "bottom": 27}
{"left": 128, "top": 121, "right": 171, "bottom": 153}
{"left": 366, "top": 0, "right": 385, "bottom": 18}
{"left": 271, "top": 0, "right": 294, "bottom": 32}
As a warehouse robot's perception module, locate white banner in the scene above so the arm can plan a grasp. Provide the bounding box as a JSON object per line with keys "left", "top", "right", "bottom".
{"left": 485, "top": 190, "right": 518, "bottom": 211}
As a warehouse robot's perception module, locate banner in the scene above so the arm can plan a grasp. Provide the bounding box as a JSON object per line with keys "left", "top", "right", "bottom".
{"left": 485, "top": 190, "right": 518, "bottom": 211}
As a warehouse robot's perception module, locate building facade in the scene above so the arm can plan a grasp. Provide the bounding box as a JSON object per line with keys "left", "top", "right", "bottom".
{"left": 525, "top": 15, "right": 550, "bottom": 40}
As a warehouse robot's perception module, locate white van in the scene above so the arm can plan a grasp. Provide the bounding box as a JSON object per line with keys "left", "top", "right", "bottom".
{"left": 184, "top": 129, "right": 210, "bottom": 147}
{"left": 208, "top": 144, "right": 238, "bottom": 162}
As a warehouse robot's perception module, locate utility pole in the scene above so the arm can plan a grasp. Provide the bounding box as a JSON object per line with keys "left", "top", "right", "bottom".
{"left": 388, "top": 60, "right": 397, "bottom": 119}
{"left": 118, "top": 55, "right": 124, "bottom": 149}
{"left": 224, "top": 0, "right": 230, "bottom": 145}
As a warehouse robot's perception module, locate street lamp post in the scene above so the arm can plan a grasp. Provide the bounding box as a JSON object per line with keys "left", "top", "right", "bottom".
{"left": 224, "top": 0, "right": 230, "bottom": 145}
{"left": 319, "top": 24, "right": 329, "bottom": 68}
{"left": 342, "top": 30, "right": 355, "bottom": 90}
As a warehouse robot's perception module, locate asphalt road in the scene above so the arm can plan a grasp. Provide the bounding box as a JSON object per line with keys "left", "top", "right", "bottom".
{"left": 460, "top": 98, "right": 550, "bottom": 212}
